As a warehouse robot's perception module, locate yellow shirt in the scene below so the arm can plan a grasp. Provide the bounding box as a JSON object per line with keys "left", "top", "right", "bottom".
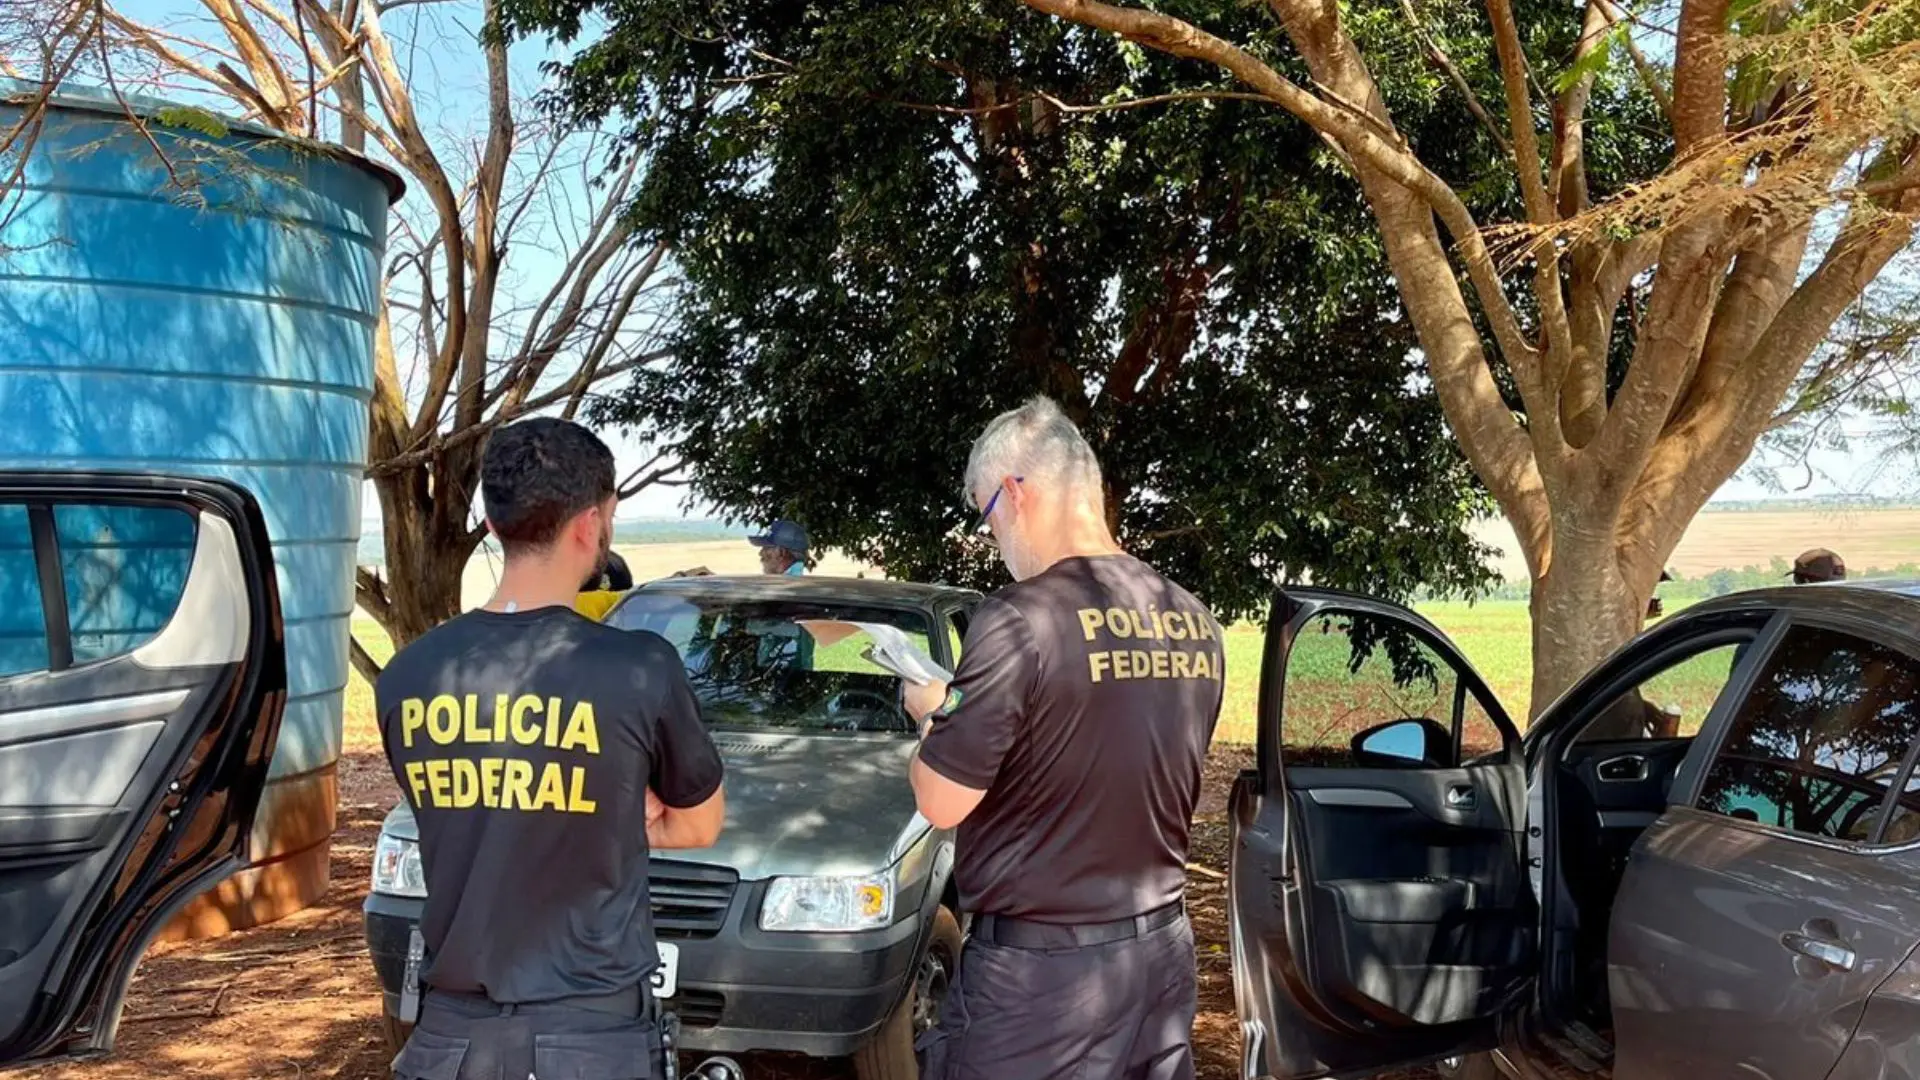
{"left": 573, "top": 590, "right": 625, "bottom": 622}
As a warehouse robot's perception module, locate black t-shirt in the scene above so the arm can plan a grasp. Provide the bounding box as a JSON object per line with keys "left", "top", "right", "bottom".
{"left": 918, "top": 554, "right": 1224, "bottom": 923}
{"left": 376, "top": 606, "right": 723, "bottom": 1003}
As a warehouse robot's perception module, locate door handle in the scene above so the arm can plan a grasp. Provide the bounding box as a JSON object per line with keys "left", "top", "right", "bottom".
{"left": 1445, "top": 785, "right": 1477, "bottom": 810}
{"left": 1782, "top": 929, "right": 1856, "bottom": 973}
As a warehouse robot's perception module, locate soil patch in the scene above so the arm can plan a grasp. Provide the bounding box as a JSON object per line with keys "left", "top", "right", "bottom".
{"left": 25, "top": 745, "right": 1429, "bottom": 1080}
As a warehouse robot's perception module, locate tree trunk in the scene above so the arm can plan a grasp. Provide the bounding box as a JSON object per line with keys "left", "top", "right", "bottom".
{"left": 1525, "top": 524, "right": 1644, "bottom": 719}
{"left": 354, "top": 469, "right": 480, "bottom": 668}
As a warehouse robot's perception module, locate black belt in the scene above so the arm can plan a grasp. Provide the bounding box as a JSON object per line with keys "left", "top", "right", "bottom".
{"left": 970, "top": 901, "right": 1184, "bottom": 949}
{"left": 427, "top": 985, "right": 652, "bottom": 1020}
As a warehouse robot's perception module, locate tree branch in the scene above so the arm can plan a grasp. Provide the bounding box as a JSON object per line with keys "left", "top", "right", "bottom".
{"left": 1596, "top": 0, "right": 1672, "bottom": 122}
{"left": 1552, "top": 0, "right": 1612, "bottom": 219}
{"left": 1397, "top": 0, "right": 1511, "bottom": 157}
{"left": 880, "top": 88, "right": 1272, "bottom": 118}
{"left": 1019, "top": 0, "right": 1539, "bottom": 384}
{"left": 1669, "top": 0, "right": 1729, "bottom": 154}
{"left": 1485, "top": 0, "right": 1554, "bottom": 224}
{"left": 366, "top": 348, "right": 674, "bottom": 478}
{"left": 348, "top": 633, "right": 383, "bottom": 682}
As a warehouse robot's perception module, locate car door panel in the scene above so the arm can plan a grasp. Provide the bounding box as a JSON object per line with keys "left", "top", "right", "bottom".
{"left": 1286, "top": 765, "right": 1529, "bottom": 1027}
{"left": 1823, "top": 941, "right": 1920, "bottom": 1080}
{"left": 0, "top": 474, "right": 285, "bottom": 1066}
{"left": 1231, "top": 776, "right": 1497, "bottom": 1080}
{"left": 1611, "top": 810, "right": 1920, "bottom": 1080}
{"left": 1607, "top": 616, "right": 1920, "bottom": 1080}
{"left": 1231, "top": 590, "right": 1530, "bottom": 1080}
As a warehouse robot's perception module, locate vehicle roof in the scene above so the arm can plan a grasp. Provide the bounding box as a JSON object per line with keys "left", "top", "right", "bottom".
{"left": 633, "top": 574, "right": 982, "bottom": 608}
{"left": 1680, "top": 578, "right": 1920, "bottom": 623}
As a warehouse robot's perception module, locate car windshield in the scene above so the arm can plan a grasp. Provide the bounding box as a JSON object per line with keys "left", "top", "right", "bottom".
{"left": 604, "top": 592, "right": 931, "bottom": 736}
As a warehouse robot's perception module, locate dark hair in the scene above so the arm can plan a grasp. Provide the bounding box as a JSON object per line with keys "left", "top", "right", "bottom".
{"left": 583, "top": 550, "right": 634, "bottom": 592}
{"left": 481, "top": 418, "right": 615, "bottom": 553}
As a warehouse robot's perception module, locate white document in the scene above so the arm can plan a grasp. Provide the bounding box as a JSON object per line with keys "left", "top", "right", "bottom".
{"left": 798, "top": 620, "right": 954, "bottom": 686}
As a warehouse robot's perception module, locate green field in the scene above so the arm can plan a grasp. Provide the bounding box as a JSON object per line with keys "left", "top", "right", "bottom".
{"left": 346, "top": 599, "right": 1557, "bottom": 752}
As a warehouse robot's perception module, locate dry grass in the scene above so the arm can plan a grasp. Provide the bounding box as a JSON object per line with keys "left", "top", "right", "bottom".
{"left": 1471, "top": 505, "right": 1920, "bottom": 582}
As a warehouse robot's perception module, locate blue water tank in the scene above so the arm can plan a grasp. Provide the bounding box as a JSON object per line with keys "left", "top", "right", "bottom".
{"left": 0, "top": 82, "right": 400, "bottom": 933}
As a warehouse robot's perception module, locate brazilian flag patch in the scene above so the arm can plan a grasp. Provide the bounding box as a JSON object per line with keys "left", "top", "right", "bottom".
{"left": 937, "top": 687, "right": 965, "bottom": 717}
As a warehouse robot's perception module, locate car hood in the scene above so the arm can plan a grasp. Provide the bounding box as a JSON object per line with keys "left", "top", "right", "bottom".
{"left": 377, "top": 732, "right": 930, "bottom": 881}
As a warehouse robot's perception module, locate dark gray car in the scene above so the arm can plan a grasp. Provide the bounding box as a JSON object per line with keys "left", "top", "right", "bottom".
{"left": 364, "top": 575, "right": 981, "bottom": 1079}
{"left": 1231, "top": 583, "right": 1920, "bottom": 1080}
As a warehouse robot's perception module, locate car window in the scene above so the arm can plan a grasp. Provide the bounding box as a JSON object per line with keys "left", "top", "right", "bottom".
{"left": 0, "top": 503, "right": 48, "bottom": 677}
{"left": 1697, "top": 624, "right": 1920, "bottom": 843}
{"left": 0, "top": 500, "right": 196, "bottom": 678}
{"left": 945, "top": 610, "right": 967, "bottom": 665}
{"left": 1580, "top": 643, "right": 1746, "bottom": 742}
{"left": 1285, "top": 610, "right": 1503, "bottom": 768}
{"left": 55, "top": 504, "right": 197, "bottom": 664}
{"left": 606, "top": 592, "right": 931, "bottom": 735}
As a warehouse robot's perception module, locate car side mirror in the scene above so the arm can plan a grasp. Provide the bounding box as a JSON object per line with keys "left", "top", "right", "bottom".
{"left": 1352, "top": 718, "right": 1450, "bottom": 769}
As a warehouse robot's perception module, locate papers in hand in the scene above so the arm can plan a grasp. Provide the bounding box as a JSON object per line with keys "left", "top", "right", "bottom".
{"left": 798, "top": 620, "right": 953, "bottom": 686}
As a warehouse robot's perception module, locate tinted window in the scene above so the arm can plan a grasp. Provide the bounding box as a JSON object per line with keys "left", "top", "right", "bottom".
{"left": 606, "top": 592, "right": 932, "bottom": 735}
{"left": 1285, "top": 610, "right": 1504, "bottom": 768}
{"left": 0, "top": 503, "right": 47, "bottom": 676}
{"left": 1698, "top": 625, "right": 1920, "bottom": 843}
{"left": 56, "top": 504, "right": 196, "bottom": 664}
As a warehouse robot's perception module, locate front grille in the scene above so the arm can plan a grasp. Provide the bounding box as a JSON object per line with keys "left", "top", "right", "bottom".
{"left": 712, "top": 738, "right": 785, "bottom": 757}
{"left": 669, "top": 988, "right": 725, "bottom": 1028}
{"left": 649, "top": 860, "right": 737, "bottom": 938}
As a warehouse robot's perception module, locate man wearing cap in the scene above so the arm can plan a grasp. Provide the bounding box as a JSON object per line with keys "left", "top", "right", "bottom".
{"left": 750, "top": 519, "right": 810, "bottom": 575}
{"left": 669, "top": 520, "right": 812, "bottom": 579}
{"left": 1792, "top": 548, "right": 1847, "bottom": 584}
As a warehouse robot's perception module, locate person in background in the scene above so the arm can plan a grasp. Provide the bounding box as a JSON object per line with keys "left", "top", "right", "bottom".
{"left": 669, "top": 519, "right": 812, "bottom": 579}
{"left": 901, "top": 397, "right": 1223, "bottom": 1080}
{"left": 575, "top": 550, "right": 633, "bottom": 622}
{"left": 750, "top": 519, "right": 810, "bottom": 576}
{"left": 1791, "top": 548, "right": 1847, "bottom": 584}
{"left": 1581, "top": 570, "right": 1681, "bottom": 742}
{"left": 376, "top": 417, "right": 725, "bottom": 1080}
{"left": 568, "top": 549, "right": 629, "bottom": 618}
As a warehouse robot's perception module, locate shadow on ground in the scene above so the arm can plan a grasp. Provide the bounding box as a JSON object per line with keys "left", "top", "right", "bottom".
{"left": 23, "top": 747, "right": 1432, "bottom": 1080}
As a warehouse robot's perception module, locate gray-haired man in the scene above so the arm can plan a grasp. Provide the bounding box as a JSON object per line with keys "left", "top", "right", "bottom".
{"left": 900, "top": 397, "right": 1224, "bottom": 1080}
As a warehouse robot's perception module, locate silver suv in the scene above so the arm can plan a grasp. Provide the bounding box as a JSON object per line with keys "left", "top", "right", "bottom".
{"left": 364, "top": 575, "right": 981, "bottom": 1079}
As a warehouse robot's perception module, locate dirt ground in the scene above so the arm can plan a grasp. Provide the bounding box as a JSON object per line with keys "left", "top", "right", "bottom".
{"left": 23, "top": 746, "right": 1428, "bottom": 1080}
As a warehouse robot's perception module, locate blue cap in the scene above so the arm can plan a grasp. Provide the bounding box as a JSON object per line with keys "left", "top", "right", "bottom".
{"left": 749, "top": 519, "right": 810, "bottom": 554}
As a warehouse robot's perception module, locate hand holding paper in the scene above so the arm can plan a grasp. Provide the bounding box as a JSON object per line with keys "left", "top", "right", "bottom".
{"left": 796, "top": 619, "right": 954, "bottom": 686}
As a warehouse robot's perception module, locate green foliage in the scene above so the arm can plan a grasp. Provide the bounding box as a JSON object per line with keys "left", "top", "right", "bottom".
{"left": 1550, "top": 22, "right": 1629, "bottom": 95}
{"left": 152, "top": 106, "right": 230, "bottom": 139}
{"left": 497, "top": 0, "right": 1657, "bottom": 621}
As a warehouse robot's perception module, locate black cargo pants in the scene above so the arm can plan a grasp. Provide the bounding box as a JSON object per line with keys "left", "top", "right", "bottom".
{"left": 917, "top": 906, "right": 1197, "bottom": 1080}
{"left": 392, "top": 992, "right": 661, "bottom": 1080}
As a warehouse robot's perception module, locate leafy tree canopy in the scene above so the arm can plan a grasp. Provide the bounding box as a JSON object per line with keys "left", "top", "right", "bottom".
{"left": 498, "top": 0, "right": 1652, "bottom": 619}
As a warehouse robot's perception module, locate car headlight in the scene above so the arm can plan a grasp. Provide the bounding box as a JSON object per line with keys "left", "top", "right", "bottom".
{"left": 759, "top": 873, "right": 893, "bottom": 932}
{"left": 372, "top": 833, "right": 427, "bottom": 898}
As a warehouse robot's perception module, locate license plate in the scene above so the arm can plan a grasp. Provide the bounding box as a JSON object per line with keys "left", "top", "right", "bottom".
{"left": 651, "top": 942, "right": 679, "bottom": 999}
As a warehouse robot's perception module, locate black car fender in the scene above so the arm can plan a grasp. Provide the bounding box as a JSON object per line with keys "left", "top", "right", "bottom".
{"left": 877, "top": 826, "right": 957, "bottom": 1022}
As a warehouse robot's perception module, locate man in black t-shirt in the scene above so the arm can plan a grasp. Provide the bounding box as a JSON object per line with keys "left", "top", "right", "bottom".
{"left": 377, "top": 418, "right": 725, "bottom": 1080}
{"left": 902, "top": 398, "right": 1224, "bottom": 1080}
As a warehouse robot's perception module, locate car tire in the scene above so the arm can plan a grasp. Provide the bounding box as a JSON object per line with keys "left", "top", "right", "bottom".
{"left": 1434, "top": 1052, "right": 1502, "bottom": 1080}
{"left": 380, "top": 1006, "right": 411, "bottom": 1057}
{"left": 853, "top": 904, "right": 962, "bottom": 1080}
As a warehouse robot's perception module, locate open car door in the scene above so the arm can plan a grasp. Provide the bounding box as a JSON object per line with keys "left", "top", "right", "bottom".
{"left": 1229, "top": 589, "right": 1531, "bottom": 1079}
{"left": 0, "top": 474, "right": 285, "bottom": 1066}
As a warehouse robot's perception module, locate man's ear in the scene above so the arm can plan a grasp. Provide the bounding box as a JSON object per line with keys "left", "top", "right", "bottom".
{"left": 1002, "top": 474, "right": 1028, "bottom": 514}
{"left": 568, "top": 506, "right": 600, "bottom": 550}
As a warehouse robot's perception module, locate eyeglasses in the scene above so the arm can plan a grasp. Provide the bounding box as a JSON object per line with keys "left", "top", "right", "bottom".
{"left": 976, "top": 477, "right": 1023, "bottom": 535}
